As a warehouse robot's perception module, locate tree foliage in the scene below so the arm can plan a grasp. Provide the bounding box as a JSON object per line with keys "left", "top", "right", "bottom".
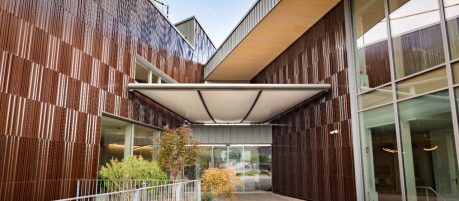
{"left": 201, "top": 168, "right": 242, "bottom": 201}
{"left": 156, "top": 125, "right": 198, "bottom": 181}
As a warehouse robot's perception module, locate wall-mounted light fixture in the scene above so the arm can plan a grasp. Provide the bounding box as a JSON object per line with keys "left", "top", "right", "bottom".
{"left": 329, "top": 130, "right": 339, "bottom": 135}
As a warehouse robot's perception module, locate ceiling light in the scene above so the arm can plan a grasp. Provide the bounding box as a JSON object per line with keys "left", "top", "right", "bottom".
{"left": 423, "top": 145, "right": 438, "bottom": 152}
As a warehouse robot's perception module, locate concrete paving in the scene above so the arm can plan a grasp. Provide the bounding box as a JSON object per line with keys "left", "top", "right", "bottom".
{"left": 234, "top": 192, "right": 305, "bottom": 201}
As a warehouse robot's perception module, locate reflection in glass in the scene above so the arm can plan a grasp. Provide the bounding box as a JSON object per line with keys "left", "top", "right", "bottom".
{"left": 389, "top": 0, "right": 445, "bottom": 78}
{"left": 99, "top": 116, "right": 131, "bottom": 167}
{"left": 353, "top": 0, "right": 392, "bottom": 92}
{"left": 213, "top": 146, "right": 228, "bottom": 169}
{"left": 133, "top": 125, "right": 159, "bottom": 161}
{"left": 360, "top": 105, "right": 402, "bottom": 201}
{"left": 399, "top": 91, "right": 459, "bottom": 200}
{"left": 396, "top": 67, "right": 448, "bottom": 99}
{"left": 453, "top": 63, "right": 459, "bottom": 83}
{"left": 256, "top": 146, "right": 272, "bottom": 191}
{"left": 359, "top": 85, "right": 393, "bottom": 110}
{"left": 445, "top": 0, "right": 459, "bottom": 59}
{"left": 191, "top": 145, "right": 272, "bottom": 192}
{"left": 228, "top": 147, "right": 244, "bottom": 191}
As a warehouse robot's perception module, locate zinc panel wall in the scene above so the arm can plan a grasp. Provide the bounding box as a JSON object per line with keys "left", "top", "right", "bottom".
{"left": 190, "top": 125, "right": 272, "bottom": 144}
{"left": 251, "top": 2, "right": 356, "bottom": 201}
{"left": 0, "top": 0, "right": 215, "bottom": 200}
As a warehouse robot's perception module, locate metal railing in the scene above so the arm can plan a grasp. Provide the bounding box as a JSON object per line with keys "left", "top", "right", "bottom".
{"left": 75, "top": 179, "right": 181, "bottom": 196}
{"left": 56, "top": 180, "right": 200, "bottom": 201}
{"left": 416, "top": 186, "right": 447, "bottom": 201}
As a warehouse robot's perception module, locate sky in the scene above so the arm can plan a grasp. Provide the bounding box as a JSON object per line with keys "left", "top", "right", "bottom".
{"left": 152, "top": 0, "right": 258, "bottom": 47}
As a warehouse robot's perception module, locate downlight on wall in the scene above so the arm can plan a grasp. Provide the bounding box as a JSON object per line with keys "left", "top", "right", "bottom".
{"left": 329, "top": 130, "right": 339, "bottom": 135}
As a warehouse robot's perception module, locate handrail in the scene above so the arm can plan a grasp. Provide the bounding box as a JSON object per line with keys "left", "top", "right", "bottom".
{"left": 55, "top": 180, "right": 200, "bottom": 201}
{"left": 416, "top": 186, "right": 447, "bottom": 201}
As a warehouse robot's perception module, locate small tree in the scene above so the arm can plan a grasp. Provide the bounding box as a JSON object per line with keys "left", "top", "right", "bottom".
{"left": 156, "top": 125, "right": 198, "bottom": 182}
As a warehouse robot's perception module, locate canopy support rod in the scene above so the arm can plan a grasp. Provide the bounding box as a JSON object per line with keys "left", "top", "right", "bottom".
{"left": 240, "top": 90, "right": 263, "bottom": 123}
{"left": 197, "top": 90, "right": 216, "bottom": 123}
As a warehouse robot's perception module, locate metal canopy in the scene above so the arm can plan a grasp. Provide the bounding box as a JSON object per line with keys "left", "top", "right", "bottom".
{"left": 128, "top": 83, "right": 330, "bottom": 124}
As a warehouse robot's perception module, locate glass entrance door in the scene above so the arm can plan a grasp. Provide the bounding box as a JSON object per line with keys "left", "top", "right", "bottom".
{"left": 399, "top": 91, "right": 459, "bottom": 201}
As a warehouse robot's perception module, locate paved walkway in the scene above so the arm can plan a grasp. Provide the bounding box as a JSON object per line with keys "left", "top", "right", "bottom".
{"left": 235, "top": 192, "right": 305, "bottom": 201}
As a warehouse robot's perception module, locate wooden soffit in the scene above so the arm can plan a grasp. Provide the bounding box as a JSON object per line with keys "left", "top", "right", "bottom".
{"left": 205, "top": 0, "right": 340, "bottom": 81}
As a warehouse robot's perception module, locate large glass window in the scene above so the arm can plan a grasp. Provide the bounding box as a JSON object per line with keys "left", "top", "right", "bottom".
{"left": 99, "top": 116, "right": 132, "bottom": 167}
{"left": 359, "top": 85, "right": 393, "bottom": 109}
{"left": 399, "top": 91, "right": 459, "bottom": 200}
{"left": 353, "top": 0, "right": 392, "bottom": 92}
{"left": 133, "top": 124, "right": 160, "bottom": 161}
{"left": 389, "top": 0, "right": 445, "bottom": 79}
{"left": 188, "top": 145, "right": 272, "bottom": 192}
{"left": 445, "top": 0, "right": 459, "bottom": 59}
{"left": 99, "top": 116, "right": 161, "bottom": 168}
{"left": 396, "top": 67, "right": 448, "bottom": 99}
{"left": 360, "top": 105, "right": 402, "bottom": 201}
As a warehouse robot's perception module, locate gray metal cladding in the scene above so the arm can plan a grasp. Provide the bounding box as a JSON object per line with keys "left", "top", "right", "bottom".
{"left": 190, "top": 125, "right": 272, "bottom": 144}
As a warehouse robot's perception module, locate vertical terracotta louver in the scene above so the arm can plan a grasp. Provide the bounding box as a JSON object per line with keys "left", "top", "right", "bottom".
{"left": 252, "top": 2, "right": 357, "bottom": 201}
{"left": 0, "top": 0, "right": 215, "bottom": 200}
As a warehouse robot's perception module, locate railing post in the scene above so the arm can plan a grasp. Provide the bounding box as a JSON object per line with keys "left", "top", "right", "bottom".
{"left": 133, "top": 189, "right": 140, "bottom": 201}
{"left": 76, "top": 180, "right": 80, "bottom": 197}
{"left": 197, "top": 180, "right": 201, "bottom": 201}
{"left": 426, "top": 188, "right": 429, "bottom": 201}
{"left": 176, "top": 182, "right": 182, "bottom": 201}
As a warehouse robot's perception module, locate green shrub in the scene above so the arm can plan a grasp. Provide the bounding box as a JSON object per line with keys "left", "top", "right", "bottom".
{"left": 98, "top": 155, "right": 168, "bottom": 191}
{"left": 244, "top": 169, "right": 259, "bottom": 176}
{"left": 260, "top": 169, "right": 271, "bottom": 175}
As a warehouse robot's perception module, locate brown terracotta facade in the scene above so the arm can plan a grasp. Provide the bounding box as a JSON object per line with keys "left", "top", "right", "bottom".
{"left": 252, "top": 3, "right": 356, "bottom": 201}
{"left": 0, "top": 0, "right": 214, "bottom": 200}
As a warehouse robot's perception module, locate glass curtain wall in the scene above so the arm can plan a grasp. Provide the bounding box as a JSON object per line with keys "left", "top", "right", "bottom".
{"left": 445, "top": 0, "right": 459, "bottom": 59}
{"left": 399, "top": 91, "right": 458, "bottom": 200}
{"left": 352, "top": 0, "right": 459, "bottom": 200}
{"left": 360, "top": 105, "right": 402, "bottom": 201}
{"left": 189, "top": 145, "right": 272, "bottom": 192}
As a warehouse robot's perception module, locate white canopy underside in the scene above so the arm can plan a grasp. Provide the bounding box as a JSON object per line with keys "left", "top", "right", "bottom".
{"left": 128, "top": 83, "right": 330, "bottom": 124}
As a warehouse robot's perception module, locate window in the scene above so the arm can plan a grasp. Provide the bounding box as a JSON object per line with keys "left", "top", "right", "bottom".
{"left": 389, "top": 0, "right": 445, "bottom": 78}
{"left": 445, "top": 0, "right": 459, "bottom": 59}
{"left": 135, "top": 56, "right": 176, "bottom": 84}
{"left": 133, "top": 124, "right": 161, "bottom": 161}
{"left": 360, "top": 105, "right": 402, "bottom": 201}
{"left": 398, "top": 91, "right": 459, "bottom": 200}
{"left": 186, "top": 145, "right": 272, "bottom": 192}
{"left": 99, "top": 116, "right": 132, "bottom": 167}
{"left": 359, "top": 85, "right": 393, "bottom": 109}
{"left": 396, "top": 67, "right": 448, "bottom": 99}
{"left": 99, "top": 116, "right": 161, "bottom": 168}
{"left": 352, "top": 0, "right": 392, "bottom": 92}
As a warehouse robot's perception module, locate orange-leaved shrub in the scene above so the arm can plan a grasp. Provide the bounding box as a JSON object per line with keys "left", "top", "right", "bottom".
{"left": 201, "top": 168, "right": 242, "bottom": 201}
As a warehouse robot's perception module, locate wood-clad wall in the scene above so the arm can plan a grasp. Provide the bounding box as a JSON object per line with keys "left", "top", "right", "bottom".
{"left": 252, "top": 2, "right": 356, "bottom": 200}
{"left": 0, "top": 0, "right": 215, "bottom": 200}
